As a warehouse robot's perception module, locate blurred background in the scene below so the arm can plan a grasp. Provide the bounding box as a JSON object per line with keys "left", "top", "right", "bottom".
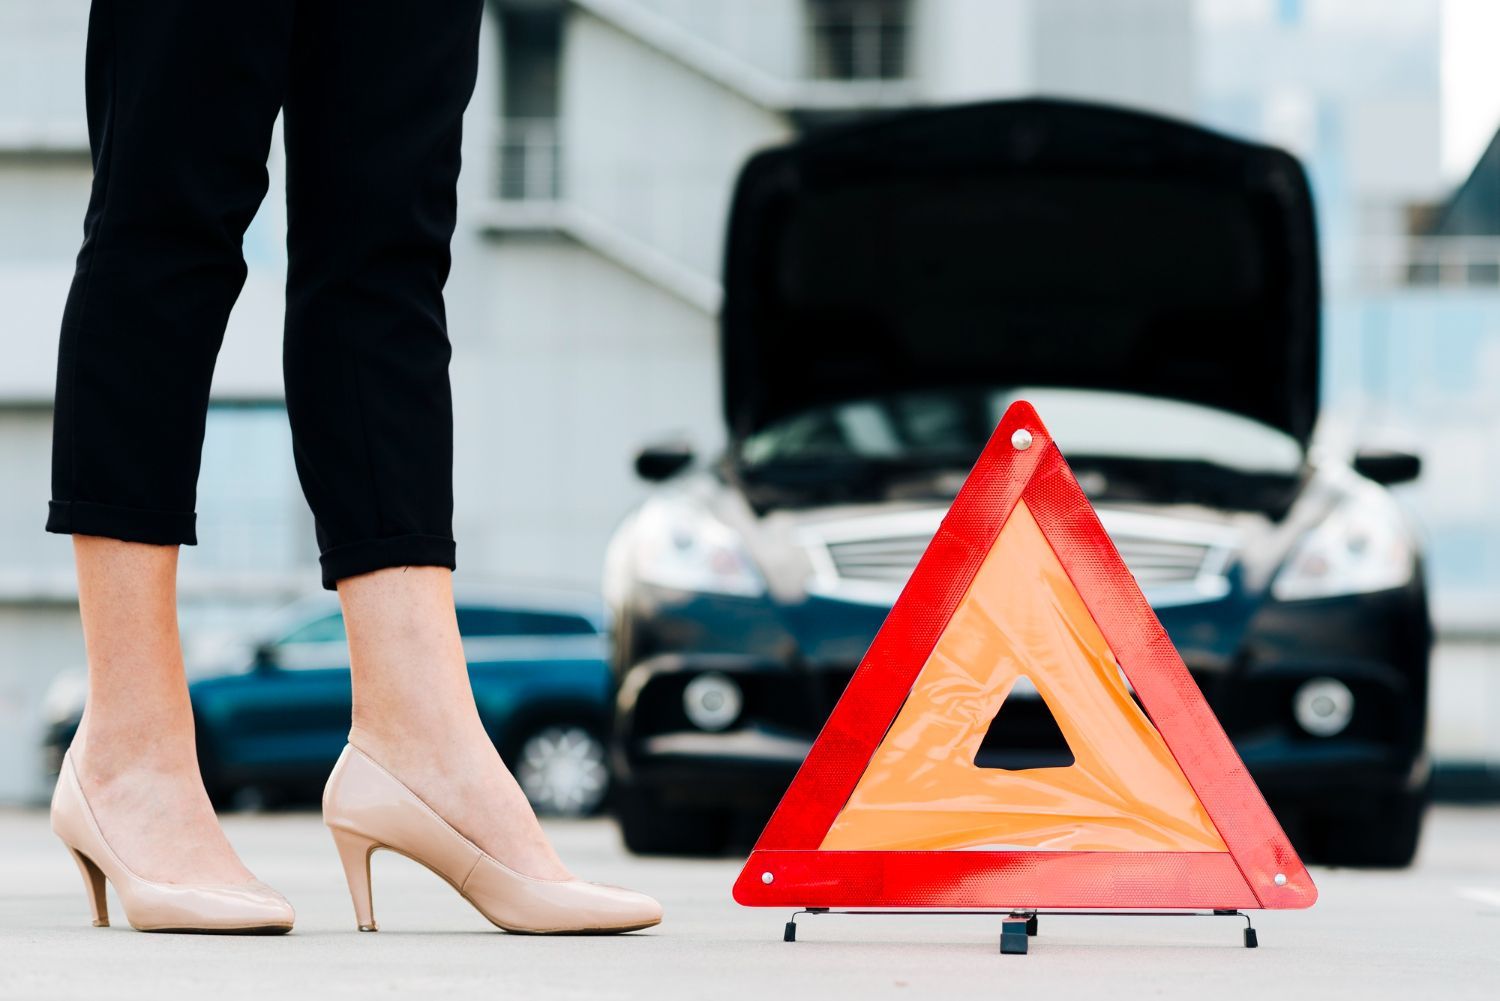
{"left": 0, "top": 0, "right": 1496, "bottom": 836}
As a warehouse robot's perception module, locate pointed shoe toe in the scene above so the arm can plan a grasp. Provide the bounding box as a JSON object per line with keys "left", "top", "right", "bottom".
{"left": 129, "top": 880, "right": 296, "bottom": 934}
{"left": 461, "top": 857, "right": 663, "bottom": 934}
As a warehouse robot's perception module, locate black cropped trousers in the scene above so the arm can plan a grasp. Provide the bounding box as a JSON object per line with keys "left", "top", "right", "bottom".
{"left": 46, "top": 0, "right": 484, "bottom": 589}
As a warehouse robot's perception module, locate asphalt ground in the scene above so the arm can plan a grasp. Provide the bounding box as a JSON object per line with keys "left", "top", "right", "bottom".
{"left": 2, "top": 805, "right": 1497, "bottom": 1000}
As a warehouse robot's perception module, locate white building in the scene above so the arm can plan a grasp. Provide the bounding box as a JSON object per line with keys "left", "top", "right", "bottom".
{"left": 12, "top": 1, "right": 1500, "bottom": 804}
{"left": 0, "top": 0, "right": 1199, "bottom": 802}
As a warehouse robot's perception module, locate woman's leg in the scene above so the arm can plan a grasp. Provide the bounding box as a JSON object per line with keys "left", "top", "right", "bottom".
{"left": 340, "top": 567, "right": 569, "bottom": 880}
{"left": 47, "top": 1, "right": 293, "bottom": 882}
{"left": 280, "top": 0, "right": 480, "bottom": 590}
{"left": 284, "top": 0, "right": 568, "bottom": 879}
{"left": 69, "top": 536, "right": 253, "bottom": 884}
{"left": 48, "top": 0, "right": 293, "bottom": 544}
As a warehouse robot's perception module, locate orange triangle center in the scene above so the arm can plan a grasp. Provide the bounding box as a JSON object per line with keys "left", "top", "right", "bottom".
{"left": 819, "top": 500, "right": 1225, "bottom": 854}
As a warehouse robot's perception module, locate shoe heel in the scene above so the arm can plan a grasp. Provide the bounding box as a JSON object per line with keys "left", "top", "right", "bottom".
{"left": 330, "top": 828, "right": 379, "bottom": 932}
{"left": 67, "top": 847, "right": 109, "bottom": 927}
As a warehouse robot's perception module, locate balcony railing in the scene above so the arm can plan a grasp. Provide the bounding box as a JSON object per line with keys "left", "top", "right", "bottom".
{"left": 1360, "top": 236, "right": 1500, "bottom": 289}
{"left": 495, "top": 117, "right": 561, "bottom": 203}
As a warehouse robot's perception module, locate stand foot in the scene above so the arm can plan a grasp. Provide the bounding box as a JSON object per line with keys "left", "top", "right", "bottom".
{"left": 1244, "top": 928, "right": 1258, "bottom": 949}
{"left": 1007, "top": 910, "right": 1038, "bottom": 937}
{"left": 783, "top": 909, "right": 824, "bottom": 942}
{"left": 1000, "top": 917, "right": 1030, "bottom": 955}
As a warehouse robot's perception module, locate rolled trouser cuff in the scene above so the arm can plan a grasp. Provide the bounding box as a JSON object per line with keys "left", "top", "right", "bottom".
{"left": 46, "top": 499, "right": 197, "bottom": 545}
{"left": 318, "top": 533, "right": 457, "bottom": 591}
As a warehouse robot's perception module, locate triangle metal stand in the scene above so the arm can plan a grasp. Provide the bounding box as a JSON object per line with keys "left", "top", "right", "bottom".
{"left": 781, "top": 908, "right": 1258, "bottom": 954}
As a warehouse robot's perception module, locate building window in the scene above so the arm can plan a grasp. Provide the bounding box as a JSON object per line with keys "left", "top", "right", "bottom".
{"left": 807, "top": 0, "right": 909, "bottom": 81}
{"left": 496, "top": 5, "right": 563, "bottom": 202}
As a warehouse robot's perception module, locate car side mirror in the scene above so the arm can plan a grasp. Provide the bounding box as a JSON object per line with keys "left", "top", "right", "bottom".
{"left": 1353, "top": 448, "right": 1421, "bottom": 486}
{"left": 635, "top": 442, "right": 694, "bottom": 482}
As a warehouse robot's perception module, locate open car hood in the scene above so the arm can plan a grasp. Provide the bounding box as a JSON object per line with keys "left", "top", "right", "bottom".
{"left": 720, "top": 99, "right": 1320, "bottom": 446}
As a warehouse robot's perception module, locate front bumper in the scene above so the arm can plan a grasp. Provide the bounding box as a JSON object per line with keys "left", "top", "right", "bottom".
{"left": 615, "top": 622, "right": 1429, "bottom": 816}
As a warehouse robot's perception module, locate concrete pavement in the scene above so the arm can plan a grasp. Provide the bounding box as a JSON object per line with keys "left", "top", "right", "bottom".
{"left": 2, "top": 806, "right": 1497, "bottom": 1000}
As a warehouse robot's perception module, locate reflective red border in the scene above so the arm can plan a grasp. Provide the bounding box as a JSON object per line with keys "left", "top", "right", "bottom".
{"left": 733, "top": 401, "right": 1315, "bottom": 910}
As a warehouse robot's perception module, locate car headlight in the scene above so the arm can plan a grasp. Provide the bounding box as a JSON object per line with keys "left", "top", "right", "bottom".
{"left": 1293, "top": 678, "right": 1355, "bottom": 737}
{"left": 1271, "top": 483, "right": 1416, "bottom": 601}
{"left": 683, "top": 672, "right": 744, "bottom": 731}
{"left": 631, "top": 495, "right": 766, "bottom": 597}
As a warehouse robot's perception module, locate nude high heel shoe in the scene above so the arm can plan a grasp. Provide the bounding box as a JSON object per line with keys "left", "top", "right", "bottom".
{"left": 50, "top": 752, "right": 295, "bottom": 933}
{"left": 323, "top": 744, "right": 662, "bottom": 934}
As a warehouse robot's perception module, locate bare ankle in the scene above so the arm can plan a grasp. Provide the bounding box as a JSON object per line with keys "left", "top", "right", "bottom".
{"left": 345, "top": 720, "right": 391, "bottom": 757}
{"left": 72, "top": 711, "right": 200, "bottom": 787}
{"left": 349, "top": 696, "right": 487, "bottom": 753}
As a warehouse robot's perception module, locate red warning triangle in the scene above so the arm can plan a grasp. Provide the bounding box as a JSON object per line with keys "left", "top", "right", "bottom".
{"left": 733, "top": 401, "right": 1315, "bottom": 911}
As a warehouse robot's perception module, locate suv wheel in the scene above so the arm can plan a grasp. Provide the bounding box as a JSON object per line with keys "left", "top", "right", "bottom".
{"left": 513, "top": 724, "right": 611, "bottom": 817}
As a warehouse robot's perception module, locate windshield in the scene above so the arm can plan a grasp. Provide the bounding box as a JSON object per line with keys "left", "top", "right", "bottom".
{"left": 740, "top": 388, "right": 1303, "bottom": 474}
{"left": 734, "top": 388, "right": 1305, "bottom": 515}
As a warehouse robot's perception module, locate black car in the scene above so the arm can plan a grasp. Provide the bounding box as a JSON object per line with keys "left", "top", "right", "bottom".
{"left": 604, "top": 99, "right": 1431, "bottom": 866}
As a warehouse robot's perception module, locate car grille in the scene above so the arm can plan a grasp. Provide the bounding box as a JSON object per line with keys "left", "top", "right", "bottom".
{"left": 824, "top": 535, "right": 932, "bottom": 583}
{"left": 826, "top": 534, "right": 1215, "bottom": 587}
{"left": 803, "top": 507, "right": 1237, "bottom": 607}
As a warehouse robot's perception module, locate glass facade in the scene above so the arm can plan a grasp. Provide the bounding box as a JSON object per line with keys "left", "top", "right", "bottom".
{"left": 1198, "top": 0, "right": 1500, "bottom": 628}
